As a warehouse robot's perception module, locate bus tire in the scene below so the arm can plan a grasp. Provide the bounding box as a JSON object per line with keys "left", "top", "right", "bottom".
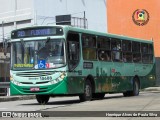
{"left": 79, "top": 80, "right": 92, "bottom": 102}
{"left": 132, "top": 78, "right": 139, "bottom": 96}
{"left": 123, "top": 77, "right": 139, "bottom": 97}
{"left": 36, "top": 95, "right": 50, "bottom": 104}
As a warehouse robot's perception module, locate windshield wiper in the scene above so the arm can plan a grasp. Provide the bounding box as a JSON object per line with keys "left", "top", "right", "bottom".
{"left": 46, "top": 37, "right": 50, "bottom": 43}
{"left": 17, "top": 56, "right": 23, "bottom": 63}
{"left": 36, "top": 37, "right": 51, "bottom": 54}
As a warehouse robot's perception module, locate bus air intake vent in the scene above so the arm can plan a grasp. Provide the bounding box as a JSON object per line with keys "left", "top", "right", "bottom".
{"left": 16, "top": 71, "right": 56, "bottom": 77}
{"left": 20, "top": 82, "right": 33, "bottom": 84}
{"left": 36, "top": 81, "right": 49, "bottom": 84}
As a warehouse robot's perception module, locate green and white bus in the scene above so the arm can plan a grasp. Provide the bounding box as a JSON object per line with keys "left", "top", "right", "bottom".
{"left": 10, "top": 25, "right": 156, "bottom": 104}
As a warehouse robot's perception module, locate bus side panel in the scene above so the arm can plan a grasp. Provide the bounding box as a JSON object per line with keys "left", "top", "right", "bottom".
{"left": 67, "top": 76, "right": 84, "bottom": 94}
{"left": 95, "top": 62, "right": 134, "bottom": 93}
{"left": 140, "top": 64, "right": 156, "bottom": 89}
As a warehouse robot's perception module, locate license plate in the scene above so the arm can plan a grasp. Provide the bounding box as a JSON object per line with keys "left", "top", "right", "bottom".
{"left": 30, "top": 87, "right": 40, "bottom": 91}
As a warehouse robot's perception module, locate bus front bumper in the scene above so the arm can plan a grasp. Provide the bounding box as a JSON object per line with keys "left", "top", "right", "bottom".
{"left": 10, "top": 80, "right": 68, "bottom": 95}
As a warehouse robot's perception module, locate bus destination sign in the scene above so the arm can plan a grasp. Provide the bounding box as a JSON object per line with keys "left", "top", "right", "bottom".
{"left": 11, "top": 27, "right": 63, "bottom": 39}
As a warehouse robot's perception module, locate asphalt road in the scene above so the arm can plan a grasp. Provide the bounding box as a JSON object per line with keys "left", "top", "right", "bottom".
{"left": 0, "top": 91, "right": 160, "bottom": 120}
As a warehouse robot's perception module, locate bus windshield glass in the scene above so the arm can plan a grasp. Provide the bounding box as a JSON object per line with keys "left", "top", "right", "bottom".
{"left": 11, "top": 39, "right": 65, "bottom": 70}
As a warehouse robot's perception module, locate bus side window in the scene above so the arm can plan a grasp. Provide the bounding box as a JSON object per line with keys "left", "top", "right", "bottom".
{"left": 141, "top": 43, "right": 148, "bottom": 53}
{"left": 97, "top": 36, "right": 111, "bottom": 61}
{"left": 148, "top": 44, "right": 153, "bottom": 54}
{"left": 148, "top": 44, "right": 153, "bottom": 63}
{"left": 141, "top": 43, "right": 153, "bottom": 63}
{"left": 133, "top": 53, "right": 141, "bottom": 63}
{"left": 82, "top": 34, "right": 97, "bottom": 60}
{"left": 132, "top": 42, "right": 141, "bottom": 63}
{"left": 123, "top": 52, "right": 132, "bottom": 62}
{"left": 98, "top": 50, "right": 111, "bottom": 61}
{"left": 122, "top": 40, "right": 132, "bottom": 62}
{"left": 111, "top": 38, "right": 122, "bottom": 61}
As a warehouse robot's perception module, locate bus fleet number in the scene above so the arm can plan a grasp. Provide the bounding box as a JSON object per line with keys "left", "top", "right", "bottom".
{"left": 40, "top": 76, "right": 53, "bottom": 80}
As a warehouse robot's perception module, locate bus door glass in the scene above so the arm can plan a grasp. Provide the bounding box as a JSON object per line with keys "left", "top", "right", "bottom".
{"left": 67, "top": 32, "right": 80, "bottom": 70}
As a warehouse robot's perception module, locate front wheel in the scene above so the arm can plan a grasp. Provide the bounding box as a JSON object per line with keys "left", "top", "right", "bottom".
{"left": 36, "top": 95, "right": 50, "bottom": 104}
{"left": 79, "top": 80, "right": 92, "bottom": 102}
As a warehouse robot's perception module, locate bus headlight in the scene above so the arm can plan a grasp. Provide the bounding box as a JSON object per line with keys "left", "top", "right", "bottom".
{"left": 50, "top": 72, "right": 66, "bottom": 85}
{"left": 12, "top": 80, "right": 20, "bottom": 86}
{"left": 10, "top": 75, "right": 13, "bottom": 81}
{"left": 60, "top": 74, "right": 65, "bottom": 79}
{"left": 60, "top": 72, "right": 66, "bottom": 79}
{"left": 10, "top": 76, "right": 21, "bottom": 86}
{"left": 149, "top": 75, "right": 155, "bottom": 80}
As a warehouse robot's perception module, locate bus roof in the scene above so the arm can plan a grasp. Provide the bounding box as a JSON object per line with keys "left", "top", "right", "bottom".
{"left": 63, "top": 25, "right": 153, "bottom": 44}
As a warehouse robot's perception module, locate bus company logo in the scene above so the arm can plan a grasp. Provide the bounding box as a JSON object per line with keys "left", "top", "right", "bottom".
{"left": 132, "top": 9, "right": 150, "bottom": 26}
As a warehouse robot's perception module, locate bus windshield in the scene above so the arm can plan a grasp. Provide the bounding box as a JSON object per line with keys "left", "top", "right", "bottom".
{"left": 11, "top": 39, "right": 65, "bottom": 70}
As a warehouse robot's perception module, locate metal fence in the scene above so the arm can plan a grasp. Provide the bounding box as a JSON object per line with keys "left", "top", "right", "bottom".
{"left": 0, "top": 82, "right": 10, "bottom": 88}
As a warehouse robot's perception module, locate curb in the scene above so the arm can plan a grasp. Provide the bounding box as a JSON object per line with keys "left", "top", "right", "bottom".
{"left": 0, "top": 95, "right": 35, "bottom": 102}
{"left": 143, "top": 87, "right": 160, "bottom": 92}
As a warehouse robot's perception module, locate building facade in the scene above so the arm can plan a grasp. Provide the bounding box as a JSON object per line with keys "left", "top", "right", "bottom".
{"left": 107, "top": 0, "right": 160, "bottom": 85}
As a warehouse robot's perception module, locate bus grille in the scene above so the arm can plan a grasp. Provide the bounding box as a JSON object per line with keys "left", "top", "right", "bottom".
{"left": 20, "top": 81, "right": 49, "bottom": 84}
{"left": 16, "top": 71, "right": 56, "bottom": 77}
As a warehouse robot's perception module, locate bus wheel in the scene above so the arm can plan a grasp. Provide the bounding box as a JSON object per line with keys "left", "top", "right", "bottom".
{"left": 79, "top": 80, "right": 92, "bottom": 102}
{"left": 93, "top": 93, "right": 105, "bottom": 99}
{"left": 123, "top": 78, "right": 139, "bottom": 97}
{"left": 36, "top": 95, "right": 50, "bottom": 104}
{"left": 132, "top": 78, "right": 139, "bottom": 96}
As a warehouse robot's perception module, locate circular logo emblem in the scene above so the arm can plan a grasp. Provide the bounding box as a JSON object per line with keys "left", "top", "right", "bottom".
{"left": 132, "top": 9, "right": 150, "bottom": 26}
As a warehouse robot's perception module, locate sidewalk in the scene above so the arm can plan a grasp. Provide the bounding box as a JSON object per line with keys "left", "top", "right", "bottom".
{"left": 0, "top": 87, "right": 160, "bottom": 102}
